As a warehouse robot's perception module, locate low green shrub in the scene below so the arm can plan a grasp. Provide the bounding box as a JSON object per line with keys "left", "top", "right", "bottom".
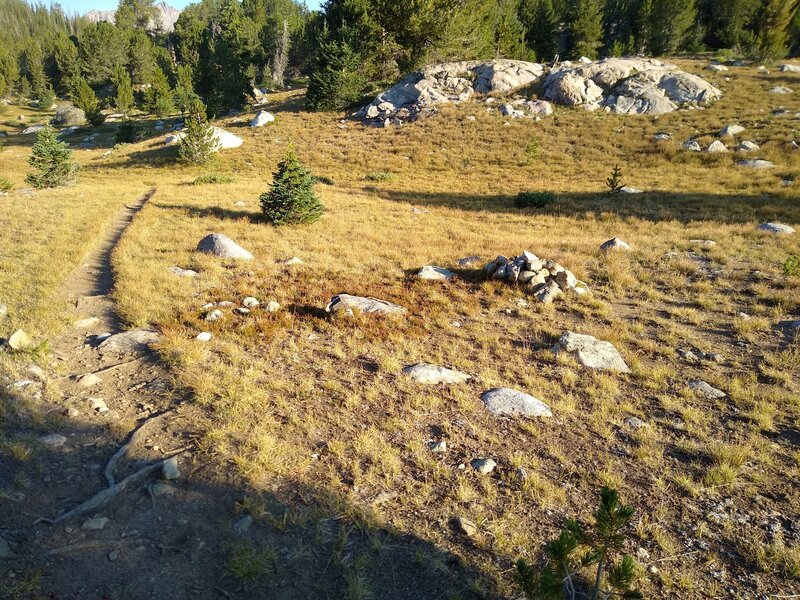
{"left": 514, "top": 191, "right": 557, "bottom": 209}
{"left": 192, "top": 173, "right": 237, "bottom": 185}
{"left": 785, "top": 256, "right": 800, "bottom": 277}
{"left": 363, "top": 171, "right": 395, "bottom": 182}
{"left": 0, "top": 176, "right": 13, "bottom": 192}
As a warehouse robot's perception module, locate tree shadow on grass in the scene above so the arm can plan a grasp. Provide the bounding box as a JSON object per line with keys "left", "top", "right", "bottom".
{"left": 370, "top": 188, "right": 800, "bottom": 225}
{"left": 0, "top": 383, "right": 503, "bottom": 600}
{"left": 151, "top": 202, "right": 260, "bottom": 223}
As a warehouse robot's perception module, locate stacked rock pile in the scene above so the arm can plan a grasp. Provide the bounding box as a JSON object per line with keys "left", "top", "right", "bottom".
{"left": 482, "top": 251, "right": 590, "bottom": 303}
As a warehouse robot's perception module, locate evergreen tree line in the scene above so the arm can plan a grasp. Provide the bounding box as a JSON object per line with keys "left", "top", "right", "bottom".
{"left": 0, "top": 0, "right": 798, "bottom": 116}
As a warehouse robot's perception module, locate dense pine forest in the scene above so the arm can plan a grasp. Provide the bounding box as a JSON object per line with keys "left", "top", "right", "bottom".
{"left": 0, "top": 0, "right": 799, "bottom": 115}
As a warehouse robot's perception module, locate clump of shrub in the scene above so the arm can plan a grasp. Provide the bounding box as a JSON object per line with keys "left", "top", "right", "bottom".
{"left": 515, "top": 487, "right": 642, "bottom": 599}
{"left": 25, "top": 124, "right": 78, "bottom": 188}
{"left": 192, "top": 173, "right": 236, "bottom": 185}
{"left": 260, "top": 148, "right": 324, "bottom": 226}
{"left": 363, "top": 171, "right": 395, "bottom": 182}
{"left": 0, "top": 176, "right": 13, "bottom": 192}
{"left": 524, "top": 135, "right": 539, "bottom": 164}
{"left": 313, "top": 174, "right": 335, "bottom": 186}
{"left": 514, "top": 190, "right": 556, "bottom": 209}
{"left": 784, "top": 256, "right": 799, "bottom": 277}
{"left": 115, "top": 119, "right": 142, "bottom": 144}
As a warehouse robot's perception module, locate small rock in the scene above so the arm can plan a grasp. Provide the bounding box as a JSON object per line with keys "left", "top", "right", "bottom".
{"left": 150, "top": 483, "right": 174, "bottom": 497}
{"left": 428, "top": 441, "right": 447, "bottom": 453}
{"left": 481, "top": 388, "right": 552, "bottom": 417}
{"left": 233, "top": 515, "right": 253, "bottom": 535}
{"left": 757, "top": 222, "right": 795, "bottom": 235}
{"left": 0, "top": 536, "right": 16, "bottom": 558}
{"left": 82, "top": 517, "right": 108, "bottom": 531}
{"left": 196, "top": 233, "right": 253, "bottom": 260}
{"left": 471, "top": 458, "right": 496, "bottom": 475}
{"left": 689, "top": 239, "right": 716, "bottom": 246}
{"left": 266, "top": 301, "right": 281, "bottom": 312}
{"left": 161, "top": 456, "right": 180, "bottom": 480}
{"left": 74, "top": 317, "right": 100, "bottom": 329}
{"left": 683, "top": 140, "right": 701, "bottom": 151}
{"left": 452, "top": 516, "right": 478, "bottom": 537}
{"left": 108, "top": 550, "right": 119, "bottom": 562}
{"left": 373, "top": 491, "right": 399, "bottom": 505}
{"left": 706, "top": 140, "right": 728, "bottom": 153}
{"left": 205, "top": 309, "right": 224, "bottom": 322}
{"left": 278, "top": 256, "right": 303, "bottom": 266}
{"left": 456, "top": 255, "right": 481, "bottom": 267}
{"left": 26, "top": 364, "right": 46, "bottom": 381}
{"left": 736, "top": 159, "right": 774, "bottom": 169}
{"left": 65, "top": 407, "right": 80, "bottom": 418}
{"left": 403, "top": 363, "right": 470, "bottom": 384}
{"left": 688, "top": 379, "right": 726, "bottom": 399}
{"left": 89, "top": 397, "right": 108, "bottom": 413}
{"left": 196, "top": 332, "right": 212, "bottom": 342}
{"left": 619, "top": 186, "right": 643, "bottom": 194}
{"left": 39, "top": 433, "right": 67, "bottom": 448}
{"left": 169, "top": 266, "right": 198, "bottom": 278}
{"left": 719, "top": 124, "right": 745, "bottom": 137}
{"left": 233, "top": 307, "right": 250, "bottom": 316}
{"left": 600, "top": 237, "right": 630, "bottom": 252}
{"left": 0, "top": 304, "right": 7, "bottom": 320}
{"left": 7, "top": 329, "right": 32, "bottom": 351}
{"left": 242, "top": 297, "right": 260, "bottom": 308}
{"left": 533, "top": 280, "right": 563, "bottom": 304}
{"left": 555, "top": 331, "right": 630, "bottom": 373}
{"left": 415, "top": 265, "right": 454, "bottom": 281}
{"left": 78, "top": 373, "right": 102, "bottom": 388}
{"left": 735, "top": 141, "right": 759, "bottom": 152}
{"left": 624, "top": 416, "right": 647, "bottom": 429}
{"left": 769, "top": 86, "right": 792, "bottom": 94}
{"left": 325, "top": 294, "right": 406, "bottom": 317}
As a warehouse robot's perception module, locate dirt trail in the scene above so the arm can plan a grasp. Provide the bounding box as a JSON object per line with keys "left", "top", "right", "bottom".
{"left": 3, "top": 189, "right": 235, "bottom": 599}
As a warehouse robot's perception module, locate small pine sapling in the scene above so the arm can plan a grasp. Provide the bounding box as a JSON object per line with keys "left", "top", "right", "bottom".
{"left": 260, "top": 148, "right": 324, "bottom": 225}
{"left": 606, "top": 164, "right": 625, "bottom": 193}
{"left": 25, "top": 124, "right": 78, "bottom": 188}
{"left": 514, "top": 487, "right": 642, "bottom": 600}
{"left": 178, "top": 99, "right": 217, "bottom": 165}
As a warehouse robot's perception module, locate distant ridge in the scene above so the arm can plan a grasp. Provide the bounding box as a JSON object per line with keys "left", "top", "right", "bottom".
{"left": 84, "top": 2, "right": 180, "bottom": 32}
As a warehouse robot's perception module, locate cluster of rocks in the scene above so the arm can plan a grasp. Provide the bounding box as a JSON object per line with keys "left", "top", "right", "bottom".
{"left": 202, "top": 296, "right": 280, "bottom": 323}
{"left": 482, "top": 251, "right": 590, "bottom": 303}
{"left": 358, "top": 57, "right": 723, "bottom": 125}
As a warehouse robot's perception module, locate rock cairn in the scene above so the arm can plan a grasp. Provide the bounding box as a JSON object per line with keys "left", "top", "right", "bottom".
{"left": 482, "top": 251, "right": 589, "bottom": 303}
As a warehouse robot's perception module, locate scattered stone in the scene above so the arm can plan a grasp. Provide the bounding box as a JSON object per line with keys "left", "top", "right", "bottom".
{"left": 554, "top": 331, "right": 631, "bottom": 373}
{"left": 6, "top": 380, "right": 35, "bottom": 391}
{"left": 196, "top": 233, "right": 253, "bottom": 260}
{"left": 233, "top": 515, "right": 253, "bottom": 535}
{"left": 74, "top": 317, "right": 100, "bottom": 329}
{"left": 452, "top": 516, "right": 478, "bottom": 537}
{"left": 683, "top": 140, "right": 701, "bottom": 151}
{"left": 484, "top": 251, "right": 585, "bottom": 301}
{"left": 706, "top": 140, "right": 728, "bottom": 153}
{"left": 403, "top": 363, "right": 470, "bottom": 384}
{"left": 428, "top": 440, "right": 447, "bottom": 453}
{"left": 780, "top": 64, "right": 800, "bottom": 73}
{"left": 624, "top": 416, "right": 647, "bottom": 429}
{"left": 688, "top": 379, "right": 726, "bottom": 399}
{"left": 278, "top": 256, "right": 303, "bottom": 266}
{"left": 0, "top": 536, "right": 15, "bottom": 559}
{"left": 471, "top": 458, "right": 496, "bottom": 475}
{"left": 108, "top": 550, "right": 120, "bottom": 562}
{"left": 150, "top": 483, "right": 174, "bottom": 497}
{"left": 737, "top": 159, "right": 774, "bottom": 169}
{"left": 89, "top": 397, "right": 109, "bottom": 413}
{"left": 205, "top": 310, "right": 224, "bottom": 322}
{"left": 457, "top": 255, "right": 481, "bottom": 267}
{"left": 26, "top": 364, "right": 46, "bottom": 381}
{"left": 325, "top": 294, "right": 406, "bottom": 317}
{"left": 619, "top": 186, "right": 643, "bottom": 194}
{"left": 196, "top": 332, "right": 212, "bottom": 342}
{"left": 777, "top": 320, "right": 800, "bottom": 339}
{"left": 719, "top": 124, "right": 744, "bottom": 137}
{"left": 653, "top": 133, "right": 671, "bottom": 141}
{"left": 99, "top": 329, "right": 160, "bottom": 354}
{"left": 533, "top": 280, "right": 564, "bottom": 303}
{"left": 249, "top": 110, "right": 275, "bottom": 127}
{"left": 415, "top": 265, "right": 455, "bottom": 281}
{"left": 373, "top": 491, "right": 399, "bottom": 506}
{"left": 0, "top": 304, "right": 6, "bottom": 320}
{"left": 21, "top": 124, "right": 45, "bottom": 135}
{"left": 39, "top": 433, "right": 67, "bottom": 448}
{"left": 689, "top": 239, "right": 716, "bottom": 246}
{"left": 706, "top": 63, "right": 728, "bottom": 72}
{"left": 735, "top": 141, "right": 759, "bottom": 152}
{"left": 770, "top": 86, "right": 793, "bottom": 94}
{"left": 78, "top": 373, "right": 102, "bottom": 388}
{"left": 242, "top": 297, "right": 260, "bottom": 308}
{"left": 53, "top": 104, "right": 85, "bottom": 126}
{"left": 82, "top": 517, "right": 109, "bottom": 531}
{"left": 7, "top": 329, "right": 32, "bottom": 351}
{"left": 266, "top": 301, "right": 281, "bottom": 312}
{"left": 233, "top": 307, "right": 250, "bottom": 316}
{"left": 600, "top": 237, "right": 630, "bottom": 252}
{"left": 757, "top": 222, "right": 795, "bottom": 235}
{"left": 481, "top": 387, "right": 552, "bottom": 417}
{"left": 169, "top": 266, "right": 198, "bottom": 277}
{"left": 161, "top": 456, "right": 180, "bottom": 480}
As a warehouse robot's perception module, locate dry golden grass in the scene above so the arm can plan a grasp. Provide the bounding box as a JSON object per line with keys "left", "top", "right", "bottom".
{"left": 2, "top": 59, "right": 800, "bottom": 597}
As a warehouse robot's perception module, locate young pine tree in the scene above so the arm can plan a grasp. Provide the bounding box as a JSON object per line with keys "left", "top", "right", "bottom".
{"left": 145, "top": 67, "right": 174, "bottom": 117}
{"left": 178, "top": 98, "right": 217, "bottom": 164}
{"left": 259, "top": 148, "right": 324, "bottom": 225}
{"left": 72, "top": 78, "right": 105, "bottom": 126}
{"left": 26, "top": 124, "right": 78, "bottom": 188}
{"left": 752, "top": 0, "right": 799, "bottom": 60}
{"left": 569, "top": 0, "right": 604, "bottom": 59}
{"left": 112, "top": 65, "right": 135, "bottom": 113}
{"left": 306, "top": 32, "right": 367, "bottom": 111}
{"left": 173, "top": 64, "right": 198, "bottom": 114}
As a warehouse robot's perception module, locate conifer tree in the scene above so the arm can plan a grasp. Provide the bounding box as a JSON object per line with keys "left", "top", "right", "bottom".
{"left": 112, "top": 66, "right": 135, "bottom": 113}
{"left": 649, "top": 0, "right": 696, "bottom": 54}
{"left": 174, "top": 64, "right": 199, "bottom": 113}
{"left": 306, "top": 33, "right": 366, "bottom": 111}
{"left": 26, "top": 124, "right": 78, "bottom": 188}
{"left": 72, "top": 78, "right": 105, "bottom": 126}
{"left": 145, "top": 67, "right": 174, "bottom": 116}
{"left": 260, "top": 147, "right": 324, "bottom": 225}
{"left": 519, "top": 0, "right": 558, "bottom": 61}
{"left": 178, "top": 98, "right": 217, "bottom": 164}
{"left": 568, "top": 0, "right": 604, "bottom": 59}
{"left": 22, "top": 38, "right": 51, "bottom": 103}
{"left": 752, "top": 0, "right": 799, "bottom": 59}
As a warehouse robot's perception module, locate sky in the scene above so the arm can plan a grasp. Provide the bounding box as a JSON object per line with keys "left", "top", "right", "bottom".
{"left": 55, "top": 0, "right": 323, "bottom": 16}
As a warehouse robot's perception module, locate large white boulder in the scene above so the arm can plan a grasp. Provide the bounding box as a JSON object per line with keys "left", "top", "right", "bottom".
{"left": 165, "top": 127, "right": 243, "bottom": 150}
{"left": 249, "top": 111, "right": 275, "bottom": 127}
{"left": 325, "top": 294, "right": 406, "bottom": 317}
{"left": 196, "top": 233, "right": 254, "bottom": 259}
{"left": 554, "top": 331, "right": 630, "bottom": 373}
{"left": 480, "top": 388, "right": 552, "bottom": 417}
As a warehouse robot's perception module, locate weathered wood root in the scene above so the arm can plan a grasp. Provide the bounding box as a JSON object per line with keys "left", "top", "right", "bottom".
{"left": 104, "top": 410, "right": 173, "bottom": 487}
